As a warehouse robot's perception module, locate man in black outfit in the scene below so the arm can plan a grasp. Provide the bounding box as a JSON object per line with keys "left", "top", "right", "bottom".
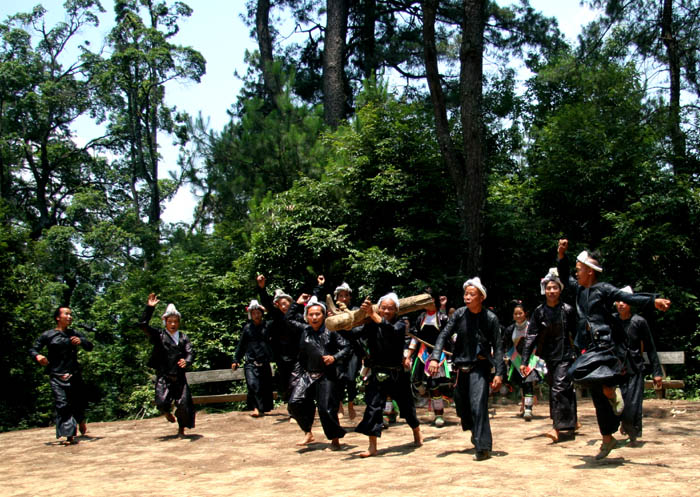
{"left": 354, "top": 292, "right": 423, "bottom": 457}
{"left": 30, "top": 306, "right": 94, "bottom": 444}
{"left": 138, "top": 293, "right": 195, "bottom": 436}
{"left": 232, "top": 299, "right": 274, "bottom": 418}
{"left": 428, "top": 277, "right": 504, "bottom": 461}
{"left": 521, "top": 267, "right": 578, "bottom": 442}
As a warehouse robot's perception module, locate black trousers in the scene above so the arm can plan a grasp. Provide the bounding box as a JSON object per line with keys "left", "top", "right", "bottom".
{"left": 620, "top": 371, "right": 645, "bottom": 438}
{"left": 355, "top": 369, "right": 420, "bottom": 437}
{"left": 545, "top": 359, "right": 577, "bottom": 432}
{"left": 288, "top": 372, "right": 345, "bottom": 440}
{"left": 338, "top": 353, "right": 360, "bottom": 403}
{"left": 453, "top": 363, "right": 492, "bottom": 451}
{"left": 274, "top": 359, "right": 296, "bottom": 402}
{"left": 590, "top": 384, "right": 620, "bottom": 436}
{"left": 155, "top": 373, "right": 195, "bottom": 429}
{"left": 244, "top": 362, "right": 274, "bottom": 413}
{"left": 49, "top": 373, "right": 87, "bottom": 438}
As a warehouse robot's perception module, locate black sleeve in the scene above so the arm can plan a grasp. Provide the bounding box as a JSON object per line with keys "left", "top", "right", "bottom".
{"left": 431, "top": 310, "right": 458, "bottom": 362}
{"left": 29, "top": 331, "right": 49, "bottom": 360}
{"left": 234, "top": 325, "right": 249, "bottom": 364}
{"left": 182, "top": 333, "right": 194, "bottom": 367}
{"left": 74, "top": 331, "right": 94, "bottom": 352}
{"left": 331, "top": 330, "right": 352, "bottom": 364}
{"left": 138, "top": 305, "right": 160, "bottom": 340}
{"left": 521, "top": 316, "right": 540, "bottom": 365}
{"left": 489, "top": 315, "right": 506, "bottom": 378}
{"left": 636, "top": 316, "right": 663, "bottom": 377}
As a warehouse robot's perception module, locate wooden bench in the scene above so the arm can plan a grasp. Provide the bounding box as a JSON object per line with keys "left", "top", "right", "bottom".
{"left": 643, "top": 351, "right": 685, "bottom": 398}
{"left": 185, "top": 368, "right": 278, "bottom": 405}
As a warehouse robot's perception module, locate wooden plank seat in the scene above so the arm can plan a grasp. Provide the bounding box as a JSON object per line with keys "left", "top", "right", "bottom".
{"left": 185, "top": 368, "right": 278, "bottom": 405}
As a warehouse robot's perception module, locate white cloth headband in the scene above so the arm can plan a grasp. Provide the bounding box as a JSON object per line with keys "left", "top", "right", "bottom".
{"left": 463, "top": 277, "right": 487, "bottom": 299}
{"left": 576, "top": 250, "right": 603, "bottom": 272}
{"left": 161, "top": 303, "right": 181, "bottom": 321}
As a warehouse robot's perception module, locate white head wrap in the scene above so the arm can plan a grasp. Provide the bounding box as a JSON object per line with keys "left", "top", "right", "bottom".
{"left": 378, "top": 292, "right": 400, "bottom": 310}
{"left": 273, "top": 289, "right": 293, "bottom": 304}
{"left": 246, "top": 299, "right": 266, "bottom": 320}
{"left": 334, "top": 282, "right": 353, "bottom": 299}
{"left": 576, "top": 250, "right": 603, "bottom": 272}
{"left": 463, "top": 277, "right": 487, "bottom": 299}
{"left": 540, "top": 267, "right": 563, "bottom": 295}
{"left": 304, "top": 296, "right": 326, "bottom": 322}
{"left": 620, "top": 285, "right": 633, "bottom": 295}
{"left": 161, "top": 303, "right": 181, "bottom": 322}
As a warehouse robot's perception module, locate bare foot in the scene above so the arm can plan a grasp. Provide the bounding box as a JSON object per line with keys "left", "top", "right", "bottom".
{"left": 360, "top": 448, "right": 377, "bottom": 458}
{"left": 330, "top": 438, "right": 341, "bottom": 451}
{"left": 177, "top": 427, "right": 185, "bottom": 438}
{"left": 165, "top": 412, "right": 176, "bottom": 423}
{"left": 78, "top": 421, "right": 87, "bottom": 435}
{"left": 348, "top": 402, "right": 357, "bottom": 420}
{"left": 250, "top": 408, "right": 263, "bottom": 418}
{"left": 63, "top": 436, "right": 77, "bottom": 446}
{"left": 413, "top": 427, "right": 423, "bottom": 447}
{"left": 296, "top": 432, "right": 315, "bottom": 446}
{"left": 544, "top": 429, "right": 559, "bottom": 442}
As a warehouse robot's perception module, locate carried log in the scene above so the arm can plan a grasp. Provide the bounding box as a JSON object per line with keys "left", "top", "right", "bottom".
{"left": 325, "top": 293, "right": 434, "bottom": 331}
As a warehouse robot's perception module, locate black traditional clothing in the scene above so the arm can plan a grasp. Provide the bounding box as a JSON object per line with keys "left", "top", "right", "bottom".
{"left": 287, "top": 323, "right": 351, "bottom": 440}
{"left": 521, "top": 302, "right": 578, "bottom": 433}
{"left": 138, "top": 305, "right": 195, "bottom": 429}
{"left": 257, "top": 287, "right": 303, "bottom": 401}
{"left": 234, "top": 321, "right": 274, "bottom": 413}
{"left": 354, "top": 317, "right": 420, "bottom": 437}
{"left": 431, "top": 307, "right": 505, "bottom": 451}
{"left": 617, "top": 313, "right": 663, "bottom": 439}
{"left": 558, "top": 255, "right": 657, "bottom": 436}
{"left": 30, "top": 328, "right": 94, "bottom": 439}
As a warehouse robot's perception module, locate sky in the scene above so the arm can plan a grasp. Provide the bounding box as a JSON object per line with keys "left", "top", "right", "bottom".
{"left": 1, "top": 0, "right": 600, "bottom": 225}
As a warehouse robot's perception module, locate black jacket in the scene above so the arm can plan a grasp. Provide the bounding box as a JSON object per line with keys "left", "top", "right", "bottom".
{"left": 30, "top": 328, "right": 94, "bottom": 375}
{"left": 521, "top": 302, "right": 577, "bottom": 365}
{"left": 432, "top": 306, "right": 505, "bottom": 377}
{"left": 139, "top": 305, "right": 194, "bottom": 376}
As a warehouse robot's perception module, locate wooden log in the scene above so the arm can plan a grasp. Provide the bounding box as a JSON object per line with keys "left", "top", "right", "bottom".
{"left": 325, "top": 293, "right": 434, "bottom": 331}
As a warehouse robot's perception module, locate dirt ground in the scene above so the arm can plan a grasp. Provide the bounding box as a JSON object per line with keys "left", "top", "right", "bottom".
{"left": 2, "top": 398, "right": 698, "bottom": 497}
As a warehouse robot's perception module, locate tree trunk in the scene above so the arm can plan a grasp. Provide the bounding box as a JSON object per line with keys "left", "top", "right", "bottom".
{"left": 256, "top": 0, "right": 280, "bottom": 99}
{"left": 325, "top": 293, "right": 434, "bottom": 331}
{"left": 323, "top": 0, "right": 349, "bottom": 128}
{"left": 422, "top": 0, "right": 485, "bottom": 276}
{"left": 358, "top": 0, "right": 377, "bottom": 80}
{"left": 661, "top": 0, "right": 686, "bottom": 175}
{"left": 459, "top": 0, "right": 486, "bottom": 275}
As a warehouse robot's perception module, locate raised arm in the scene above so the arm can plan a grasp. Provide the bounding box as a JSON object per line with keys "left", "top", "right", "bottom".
{"left": 138, "top": 293, "right": 160, "bottom": 338}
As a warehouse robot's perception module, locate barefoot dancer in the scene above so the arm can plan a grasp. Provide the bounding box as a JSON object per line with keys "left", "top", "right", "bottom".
{"left": 30, "top": 306, "right": 94, "bottom": 445}
{"left": 520, "top": 268, "right": 578, "bottom": 442}
{"left": 557, "top": 240, "right": 671, "bottom": 459}
{"left": 287, "top": 296, "right": 351, "bottom": 449}
{"left": 428, "top": 277, "right": 505, "bottom": 461}
{"left": 354, "top": 293, "right": 422, "bottom": 457}
{"left": 138, "top": 293, "right": 195, "bottom": 436}
{"left": 232, "top": 300, "right": 274, "bottom": 418}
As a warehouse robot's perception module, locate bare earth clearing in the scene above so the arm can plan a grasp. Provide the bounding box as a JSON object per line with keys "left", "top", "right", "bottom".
{"left": 2, "top": 398, "right": 698, "bottom": 497}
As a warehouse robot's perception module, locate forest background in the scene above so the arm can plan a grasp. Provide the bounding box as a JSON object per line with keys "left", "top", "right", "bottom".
{"left": 1, "top": 0, "right": 698, "bottom": 432}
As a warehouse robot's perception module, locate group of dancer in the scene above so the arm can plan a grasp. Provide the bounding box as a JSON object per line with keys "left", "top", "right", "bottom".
{"left": 30, "top": 239, "right": 671, "bottom": 461}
